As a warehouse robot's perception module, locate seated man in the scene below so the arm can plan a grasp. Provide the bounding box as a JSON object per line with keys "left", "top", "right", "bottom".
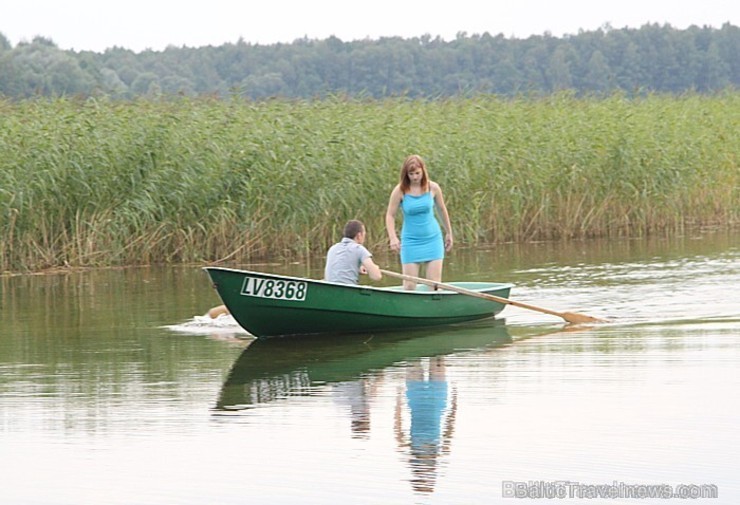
{"left": 324, "top": 220, "right": 382, "bottom": 284}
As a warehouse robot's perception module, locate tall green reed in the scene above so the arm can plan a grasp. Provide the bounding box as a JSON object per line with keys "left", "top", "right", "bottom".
{"left": 0, "top": 92, "right": 737, "bottom": 273}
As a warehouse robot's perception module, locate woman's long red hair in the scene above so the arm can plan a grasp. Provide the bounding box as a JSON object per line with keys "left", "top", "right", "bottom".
{"left": 399, "top": 154, "right": 430, "bottom": 194}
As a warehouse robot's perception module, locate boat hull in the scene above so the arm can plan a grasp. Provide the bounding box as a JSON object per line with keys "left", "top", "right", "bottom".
{"left": 204, "top": 267, "right": 513, "bottom": 338}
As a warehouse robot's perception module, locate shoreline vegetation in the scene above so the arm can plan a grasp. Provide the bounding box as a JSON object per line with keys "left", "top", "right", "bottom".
{"left": 1, "top": 92, "right": 738, "bottom": 274}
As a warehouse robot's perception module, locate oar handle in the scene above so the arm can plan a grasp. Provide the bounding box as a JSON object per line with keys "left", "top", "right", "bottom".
{"left": 381, "top": 269, "right": 506, "bottom": 303}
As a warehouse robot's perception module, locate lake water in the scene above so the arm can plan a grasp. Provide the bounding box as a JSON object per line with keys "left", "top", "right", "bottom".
{"left": 1, "top": 230, "right": 738, "bottom": 504}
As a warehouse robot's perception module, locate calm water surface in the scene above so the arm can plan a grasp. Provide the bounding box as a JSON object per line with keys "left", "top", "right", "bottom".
{"left": 1, "top": 231, "right": 738, "bottom": 504}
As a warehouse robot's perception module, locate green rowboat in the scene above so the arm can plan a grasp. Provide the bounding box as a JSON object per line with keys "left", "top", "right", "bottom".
{"left": 204, "top": 267, "right": 513, "bottom": 338}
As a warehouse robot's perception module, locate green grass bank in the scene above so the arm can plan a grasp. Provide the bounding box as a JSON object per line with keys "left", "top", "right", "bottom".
{"left": 1, "top": 93, "right": 738, "bottom": 273}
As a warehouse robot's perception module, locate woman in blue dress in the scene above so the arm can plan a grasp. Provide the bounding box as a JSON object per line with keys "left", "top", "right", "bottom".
{"left": 385, "top": 154, "right": 453, "bottom": 290}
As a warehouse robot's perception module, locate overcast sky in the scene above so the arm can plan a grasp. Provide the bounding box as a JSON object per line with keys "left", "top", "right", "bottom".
{"left": 2, "top": 0, "right": 738, "bottom": 53}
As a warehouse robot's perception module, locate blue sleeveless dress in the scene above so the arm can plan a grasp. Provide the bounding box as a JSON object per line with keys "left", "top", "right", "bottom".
{"left": 400, "top": 191, "right": 444, "bottom": 264}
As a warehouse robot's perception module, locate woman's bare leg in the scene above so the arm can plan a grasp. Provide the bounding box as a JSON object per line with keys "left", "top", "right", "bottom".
{"left": 402, "top": 262, "right": 420, "bottom": 290}
{"left": 425, "top": 259, "right": 444, "bottom": 283}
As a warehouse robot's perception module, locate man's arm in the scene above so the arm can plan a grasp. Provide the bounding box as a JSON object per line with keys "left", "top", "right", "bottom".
{"left": 361, "top": 256, "right": 382, "bottom": 281}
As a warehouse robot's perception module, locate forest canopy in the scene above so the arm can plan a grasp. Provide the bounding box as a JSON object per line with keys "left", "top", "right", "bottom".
{"left": 0, "top": 23, "right": 738, "bottom": 99}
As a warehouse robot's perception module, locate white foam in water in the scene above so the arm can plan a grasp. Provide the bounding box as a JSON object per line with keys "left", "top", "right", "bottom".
{"left": 165, "top": 313, "right": 250, "bottom": 337}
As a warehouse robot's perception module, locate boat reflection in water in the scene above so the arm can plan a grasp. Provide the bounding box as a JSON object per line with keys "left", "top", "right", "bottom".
{"left": 215, "top": 320, "right": 512, "bottom": 494}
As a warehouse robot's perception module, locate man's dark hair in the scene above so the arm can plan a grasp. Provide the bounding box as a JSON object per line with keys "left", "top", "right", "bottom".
{"left": 343, "top": 220, "right": 365, "bottom": 239}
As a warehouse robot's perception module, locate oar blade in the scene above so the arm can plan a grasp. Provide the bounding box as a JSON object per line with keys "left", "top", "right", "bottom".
{"left": 562, "top": 312, "right": 607, "bottom": 324}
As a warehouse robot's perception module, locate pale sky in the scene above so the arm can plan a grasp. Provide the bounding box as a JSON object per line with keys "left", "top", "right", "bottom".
{"left": 2, "top": 0, "right": 738, "bottom": 53}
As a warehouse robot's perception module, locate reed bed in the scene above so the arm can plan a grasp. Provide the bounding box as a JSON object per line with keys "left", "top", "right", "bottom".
{"left": 0, "top": 92, "right": 737, "bottom": 273}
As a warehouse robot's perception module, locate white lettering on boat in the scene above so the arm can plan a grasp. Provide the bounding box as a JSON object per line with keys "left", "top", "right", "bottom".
{"left": 239, "top": 276, "right": 308, "bottom": 301}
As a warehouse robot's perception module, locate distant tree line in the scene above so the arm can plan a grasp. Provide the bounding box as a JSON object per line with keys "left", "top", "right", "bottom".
{"left": 0, "top": 23, "right": 738, "bottom": 99}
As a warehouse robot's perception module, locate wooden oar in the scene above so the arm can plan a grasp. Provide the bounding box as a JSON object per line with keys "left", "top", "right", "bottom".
{"left": 379, "top": 269, "right": 605, "bottom": 324}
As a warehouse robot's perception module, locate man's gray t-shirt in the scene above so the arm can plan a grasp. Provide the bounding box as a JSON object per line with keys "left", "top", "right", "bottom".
{"left": 324, "top": 237, "right": 372, "bottom": 284}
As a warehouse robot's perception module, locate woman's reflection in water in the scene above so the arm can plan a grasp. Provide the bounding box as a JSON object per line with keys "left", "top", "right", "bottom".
{"left": 395, "top": 356, "right": 457, "bottom": 494}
